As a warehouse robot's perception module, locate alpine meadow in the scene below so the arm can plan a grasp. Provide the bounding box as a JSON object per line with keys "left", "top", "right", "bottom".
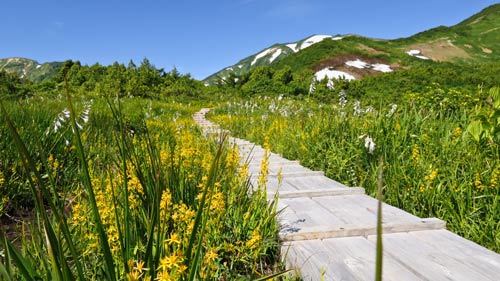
{"left": 0, "top": 2, "right": 499, "bottom": 281}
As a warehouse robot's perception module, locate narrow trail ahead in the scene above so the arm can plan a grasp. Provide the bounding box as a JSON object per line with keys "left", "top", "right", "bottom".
{"left": 194, "top": 108, "right": 500, "bottom": 281}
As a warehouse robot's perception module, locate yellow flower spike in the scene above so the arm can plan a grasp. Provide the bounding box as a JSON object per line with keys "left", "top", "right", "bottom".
{"left": 210, "top": 192, "right": 225, "bottom": 213}
{"left": 452, "top": 127, "right": 462, "bottom": 140}
{"left": 155, "top": 271, "right": 174, "bottom": 281}
{"left": 424, "top": 168, "right": 438, "bottom": 182}
{"left": 135, "top": 260, "right": 146, "bottom": 273}
{"left": 411, "top": 144, "right": 420, "bottom": 164}
{"left": 127, "top": 270, "right": 140, "bottom": 281}
{"left": 474, "top": 173, "right": 485, "bottom": 190}
{"left": 246, "top": 229, "right": 262, "bottom": 249}
{"left": 159, "top": 253, "right": 184, "bottom": 270}
{"left": 177, "top": 264, "right": 187, "bottom": 274}
{"left": 127, "top": 259, "right": 135, "bottom": 270}
{"left": 204, "top": 248, "right": 218, "bottom": 263}
{"left": 165, "top": 233, "right": 181, "bottom": 245}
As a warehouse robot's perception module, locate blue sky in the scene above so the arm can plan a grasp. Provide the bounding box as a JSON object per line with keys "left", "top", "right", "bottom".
{"left": 1, "top": 0, "right": 497, "bottom": 79}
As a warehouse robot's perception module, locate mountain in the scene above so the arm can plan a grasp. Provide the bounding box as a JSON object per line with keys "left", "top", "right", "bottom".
{"left": 0, "top": 57, "right": 63, "bottom": 82}
{"left": 204, "top": 3, "right": 500, "bottom": 84}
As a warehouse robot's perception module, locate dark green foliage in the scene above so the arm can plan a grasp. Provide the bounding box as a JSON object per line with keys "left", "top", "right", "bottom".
{"left": 0, "top": 58, "right": 206, "bottom": 99}
{"left": 0, "top": 71, "right": 33, "bottom": 98}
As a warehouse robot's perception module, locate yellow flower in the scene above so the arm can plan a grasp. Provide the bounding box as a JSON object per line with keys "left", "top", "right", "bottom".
{"left": 475, "top": 173, "right": 484, "bottom": 190}
{"left": 204, "top": 248, "right": 218, "bottom": 263}
{"left": 425, "top": 169, "right": 438, "bottom": 182}
{"left": 156, "top": 271, "right": 174, "bottom": 281}
{"left": 210, "top": 192, "right": 225, "bottom": 213}
{"left": 411, "top": 145, "right": 420, "bottom": 163}
{"left": 489, "top": 166, "right": 499, "bottom": 189}
{"left": 135, "top": 260, "right": 146, "bottom": 273}
{"left": 177, "top": 264, "right": 187, "bottom": 274}
{"left": 127, "top": 271, "right": 140, "bottom": 281}
{"left": 452, "top": 127, "right": 462, "bottom": 140}
{"left": 160, "top": 190, "right": 172, "bottom": 224}
{"left": 165, "top": 233, "right": 181, "bottom": 245}
{"left": 258, "top": 149, "right": 270, "bottom": 188}
{"left": 246, "top": 229, "right": 261, "bottom": 249}
{"left": 159, "top": 253, "right": 183, "bottom": 270}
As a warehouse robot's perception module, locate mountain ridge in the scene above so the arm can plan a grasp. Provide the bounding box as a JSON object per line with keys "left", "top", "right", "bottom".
{"left": 0, "top": 57, "right": 63, "bottom": 82}
{"left": 203, "top": 3, "right": 500, "bottom": 84}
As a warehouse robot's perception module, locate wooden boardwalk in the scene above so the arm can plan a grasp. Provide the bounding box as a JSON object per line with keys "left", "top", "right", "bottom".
{"left": 193, "top": 108, "right": 500, "bottom": 281}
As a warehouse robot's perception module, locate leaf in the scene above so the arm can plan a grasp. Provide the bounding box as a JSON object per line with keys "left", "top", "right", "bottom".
{"left": 490, "top": 87, "right": 500, "bottom": 109}
{"left": 467, "top": 120, "right": 483, "bottom": 142}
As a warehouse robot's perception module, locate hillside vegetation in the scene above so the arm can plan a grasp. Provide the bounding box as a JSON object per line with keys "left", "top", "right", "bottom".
{"left": 205, "top": 3, "right": 500, "bottom": 84}
{"left": 0, "top": 3, "right": 498, "bottom": 280}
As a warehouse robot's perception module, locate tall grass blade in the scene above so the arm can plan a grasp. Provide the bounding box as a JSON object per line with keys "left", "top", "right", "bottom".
{"left": 375, "top": 156, "right": 384, "bottom": 281}
{"left": 186, "top": 135, "right": 225, "bottom": 281}
{"left": 65, "top": 84, "right": 116, "bottom": 280}
{"left": 4, "top": 239, "right": 36, "bottom": 281}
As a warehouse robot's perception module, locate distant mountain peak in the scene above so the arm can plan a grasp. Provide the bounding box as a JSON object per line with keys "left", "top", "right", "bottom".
{"left": 204, "top": 3, "right": 499, "bottom": 85}
{"left": 0, "top": 57, "right": 63, "bottom": 82}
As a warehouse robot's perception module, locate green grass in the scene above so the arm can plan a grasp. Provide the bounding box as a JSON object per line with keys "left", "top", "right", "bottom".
{"left": 211, "top": 88, "right": 500, "bottom": 252}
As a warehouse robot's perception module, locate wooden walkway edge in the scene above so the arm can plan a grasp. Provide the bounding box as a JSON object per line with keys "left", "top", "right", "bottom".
{"left": 193, "top": 108, "right": 500, "bottom": 281}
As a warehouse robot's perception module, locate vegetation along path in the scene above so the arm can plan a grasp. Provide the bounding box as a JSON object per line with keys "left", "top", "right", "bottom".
{"left": 194, "top": 108, "right": 500, "bottom": 281}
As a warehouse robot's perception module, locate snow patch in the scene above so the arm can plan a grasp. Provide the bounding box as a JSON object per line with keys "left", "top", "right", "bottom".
{"left": 251, "top": 48, "right": 274, "bottom": 65}
{"left": 345, "top": 59, "right": 369, "bottom": 69}
{"left": 36, "top": 64, "right": 42, "bottom": 69}
{"left": 226, "top": 67, "right": 233, "bottom": 71}
{"left": 415, "top": 55, "right": 430, "bottom": 60}
{"left": 286, "top": 43, "right": 299, "bottom": 52}
{"left": 407, "top": 49, "right": 430, "bottom": 60}
{"left": 345, "top": 59, "right": 393, "bottom": 72}
{"left": 406, "top": 49, "right": 421, "bottom": 56}
{"left": 251, "top": 47, "right": 283, "bottom": 65}
{"left": 269, "top": 48, "right": 282, "bottom": 63}
{"left": 251, "top": 47, "right": 278, "bottom": 65}
{"left": 371, "top": 63, "right": 393, "bottom": 73}
{"left": 315, "top": 68, "right": 355, "bottom": 81}
{"left": 332, "top": 36, "right": 343, "bottom": 41}
{"left": 300, "top": 35, "right": 332, "bottom": 50}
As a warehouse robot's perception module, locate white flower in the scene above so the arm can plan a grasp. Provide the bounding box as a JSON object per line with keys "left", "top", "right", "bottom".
{"left": 338, "top": 90, "right": 347, "bottom": 108}
{"left": 387, "top": 104, "right": 398, "bottom": 117}
{"left": 353, "top": 100, "right": 362, "bottom": 116}
{"left": 365, "top": 106, "right": 374, "bottom": 113}
{"left": 309, "top": 79, "right": 316, "bottom": 94}
{"left": 364, "top": 135, "right": 376, "bottom": 154}
{"left": 62, "top": 109, "right": 70, "bottom": 118}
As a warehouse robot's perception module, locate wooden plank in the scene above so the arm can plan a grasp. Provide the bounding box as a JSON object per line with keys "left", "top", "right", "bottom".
{"left": 250, "top": 171, "right": 324, "bottom": 179}
{"left": 286, "top": 175, "right": 350, "bottom": 190}
{"left": 278, "top": 196, "right": 445, "bottom": 241}
{"left": 249, "top": 177, "right": 299, "bottom": 194}
{"left": 284, "top": 237, "right": 423, "bottom": 281}
{"left": 367, "top": 231, "right": 500, "bottom": 281}
{"left": 276, "top": 187, "right": 365, "bottom": 199}
{"left": 281, "top": 218, "right": 445, "bottom": 241}
{"left": 405, "top": 229, "right": 500, "bottom": 275}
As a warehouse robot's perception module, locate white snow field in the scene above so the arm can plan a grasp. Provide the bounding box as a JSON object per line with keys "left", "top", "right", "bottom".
{"left": 345, "top": 59, "right": 393, "bottom": 72}
{"left": 315, "top": 68, "right": 356, "bottom": 81}
{"left": 406, "top": 49, "right": 430, "bottom": 60}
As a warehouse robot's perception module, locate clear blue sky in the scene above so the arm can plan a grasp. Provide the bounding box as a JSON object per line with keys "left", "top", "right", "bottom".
{"left": 1, "top": 0, "right": 497, "bottom": 79}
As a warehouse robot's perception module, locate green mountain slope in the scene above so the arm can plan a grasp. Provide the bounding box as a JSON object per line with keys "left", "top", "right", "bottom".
{"left": 0, "top": 57, "right": 63, "bottom": 82}
{"left": 204, "top": 3, "right": 499, "bottom": 84}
